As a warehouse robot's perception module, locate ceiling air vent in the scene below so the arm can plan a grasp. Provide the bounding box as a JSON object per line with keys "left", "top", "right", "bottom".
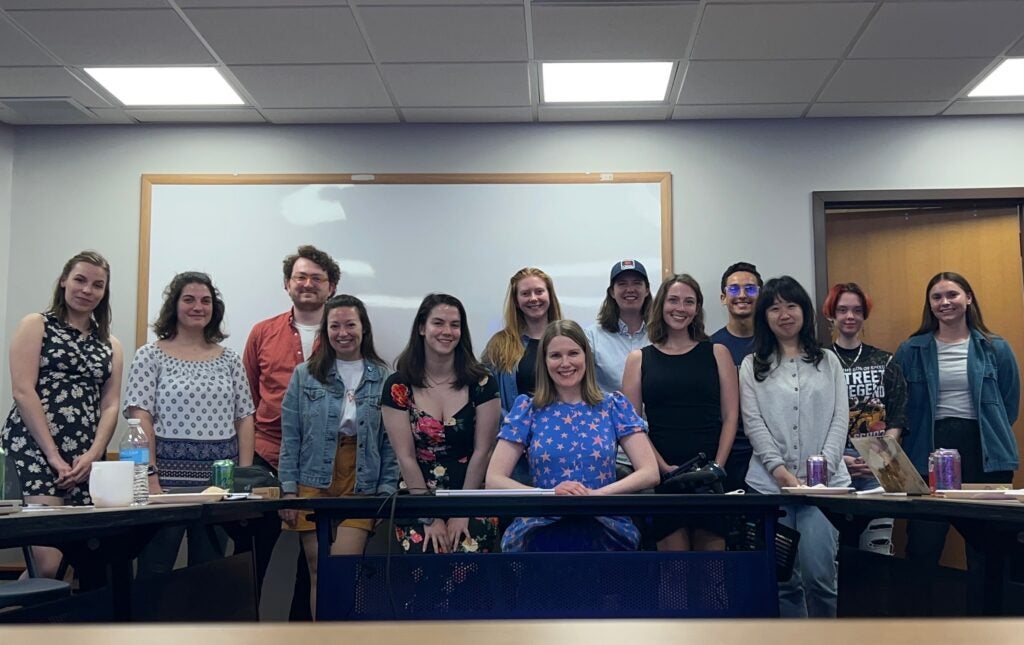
{"left": 0, "top": 98, "right": 98, "bottom": 125}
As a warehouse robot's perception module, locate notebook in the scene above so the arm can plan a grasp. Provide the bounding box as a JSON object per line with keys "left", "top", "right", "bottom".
{"left": 850, "top": 435, "right": 931, "bottom": 496}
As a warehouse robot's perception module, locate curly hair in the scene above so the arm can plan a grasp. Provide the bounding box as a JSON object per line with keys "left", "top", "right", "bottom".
{"left": 152, "top": 271, "right": 227, "bottom": 344}
{"left": 282, "top": 245, "right": 340, "bottom": 286}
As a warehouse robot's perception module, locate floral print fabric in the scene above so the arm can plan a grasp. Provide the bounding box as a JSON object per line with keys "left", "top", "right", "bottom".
{"left": 381, "top": 373, "right": 500, "bottom": 553}
{"left": 2, "top": 313, "right": 112, "bottom": 504}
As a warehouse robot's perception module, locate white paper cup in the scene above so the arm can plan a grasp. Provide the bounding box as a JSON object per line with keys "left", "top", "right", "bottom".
{"left": 89, "top": 461, "right": 135, "bottom": 508}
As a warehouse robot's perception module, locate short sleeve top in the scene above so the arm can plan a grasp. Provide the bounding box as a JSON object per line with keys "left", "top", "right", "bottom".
{"left": 499, "top": 391, "right": 646, "bottom": 489}
{"left": 123, "top": 343, "right": 255, "bottom": 440}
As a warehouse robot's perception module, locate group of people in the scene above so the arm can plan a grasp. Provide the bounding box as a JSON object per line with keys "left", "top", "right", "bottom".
{"left": 1, "top": 245, "right": 1018, "bottom": 620}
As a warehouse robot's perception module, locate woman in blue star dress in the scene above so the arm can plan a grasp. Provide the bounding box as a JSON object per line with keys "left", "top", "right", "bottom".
{"left": 486, "top": 320, "right": 659, "bottom": 551}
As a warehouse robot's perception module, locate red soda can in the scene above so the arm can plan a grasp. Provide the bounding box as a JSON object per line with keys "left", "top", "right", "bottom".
{"left": 933, "top": 448, "right": 962, "bottom": 491}
{"left": 806, "top": 454, "right": 828, "bottom": 486}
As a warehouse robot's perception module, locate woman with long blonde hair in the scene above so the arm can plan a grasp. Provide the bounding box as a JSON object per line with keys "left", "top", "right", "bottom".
{"left": 482, "top": 267, "right": 563, "bottom": 416}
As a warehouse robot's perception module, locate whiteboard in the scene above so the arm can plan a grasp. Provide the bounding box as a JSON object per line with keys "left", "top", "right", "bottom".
{"left": 140, "top": 173, "right": 672, "bottom": 364}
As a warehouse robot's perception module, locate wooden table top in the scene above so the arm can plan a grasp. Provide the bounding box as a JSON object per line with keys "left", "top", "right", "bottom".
{"left": 2, "top": 618, "right": 1022, "bottom": 645}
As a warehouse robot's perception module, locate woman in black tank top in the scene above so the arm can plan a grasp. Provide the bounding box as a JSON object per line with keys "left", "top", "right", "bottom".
{"left": 622, "top": 274, "right": 739, "bottom": 551}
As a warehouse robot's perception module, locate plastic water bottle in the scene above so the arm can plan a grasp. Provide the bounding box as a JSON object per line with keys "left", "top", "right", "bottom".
{"left": 120, "top": 419, "right": 150, "bottom": 505}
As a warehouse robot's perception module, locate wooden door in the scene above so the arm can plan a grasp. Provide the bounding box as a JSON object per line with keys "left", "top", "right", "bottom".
{"left": 825, "top": 205, "right": 1024, "bottom": 567}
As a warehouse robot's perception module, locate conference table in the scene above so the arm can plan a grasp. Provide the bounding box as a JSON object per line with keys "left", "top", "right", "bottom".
{"left": 4, "top": 491, "right": 1024, "bottom": 622}
{"left": 0, "top": 499, "right": 290, "bottom": 621}
{"left": 805, "top": 492, "right": 1024, "bottom": 616}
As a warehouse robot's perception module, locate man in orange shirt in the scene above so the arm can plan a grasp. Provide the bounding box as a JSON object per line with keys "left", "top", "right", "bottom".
{"left": 244, "top": 244, "right": 339, "bottom": 619}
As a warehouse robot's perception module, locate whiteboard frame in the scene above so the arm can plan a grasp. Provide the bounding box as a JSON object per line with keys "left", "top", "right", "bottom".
{"left": 138, "top": 172, "right": 673, "bottom": 348}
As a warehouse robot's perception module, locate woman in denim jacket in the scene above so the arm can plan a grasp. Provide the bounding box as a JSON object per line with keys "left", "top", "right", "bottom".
{"left": 278, "top": 295, "right": 398, "bottom": 617}
{"left": 895, "top": 272, "right": 1019, "bottom": 566}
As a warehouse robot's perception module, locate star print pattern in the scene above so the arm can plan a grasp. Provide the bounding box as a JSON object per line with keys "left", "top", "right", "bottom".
{"left": 497, "top": 391, "right": 647, "bottom": 552}
{"left": 2, "top": 313, "right": 112, "bottom": 505}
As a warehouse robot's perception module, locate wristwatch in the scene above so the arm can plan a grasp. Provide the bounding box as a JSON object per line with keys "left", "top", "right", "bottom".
{"left": 146, "top": 464, "right": 160, "bottom": 477}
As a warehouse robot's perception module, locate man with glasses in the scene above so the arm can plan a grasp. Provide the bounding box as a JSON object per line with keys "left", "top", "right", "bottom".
{"left": 711, "top": 261, "right": 763, "bottom": 491}
{"left": 243, "top": 244, "right": 339, "bottom": 619}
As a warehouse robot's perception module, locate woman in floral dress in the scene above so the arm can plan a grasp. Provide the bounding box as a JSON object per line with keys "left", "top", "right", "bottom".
{"left": 381, "top": 293, "right": 501, "bottom": 554}
{"left": 2, "top": 251, "right": 124, "bottom": 577}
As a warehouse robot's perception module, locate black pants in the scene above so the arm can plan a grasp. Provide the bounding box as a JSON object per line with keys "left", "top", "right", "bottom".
{"left": 250, "top": 453, "right": 312, "bottom": 621}
{"left": 906, "top": 417, "right": 1014, "bottom": 565}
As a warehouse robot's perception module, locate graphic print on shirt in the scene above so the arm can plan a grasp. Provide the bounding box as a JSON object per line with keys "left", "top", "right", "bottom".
{"left": 843, "top": 362, "right": 888, "bottom": 436}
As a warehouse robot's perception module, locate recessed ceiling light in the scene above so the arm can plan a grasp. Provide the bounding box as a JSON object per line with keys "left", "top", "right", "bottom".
{"left": 968, "top": 59, "right": 1024, "bottom": 98}
{"left": 84, "top": 67, "right": 244, "bottom": 106}
{"left": 542, "top": 62, "right": 673, "bottom": 103}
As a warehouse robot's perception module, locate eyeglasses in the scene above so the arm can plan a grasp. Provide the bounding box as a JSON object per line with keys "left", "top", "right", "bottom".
{"left": 725, "top": 284, "right": 760, "bottom": 298}
{"left": 291, "top": 274, "right": 327, "bottom": 286}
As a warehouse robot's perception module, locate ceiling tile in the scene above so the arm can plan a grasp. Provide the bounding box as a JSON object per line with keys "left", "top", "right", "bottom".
{"left": 678, "top": 60, "right": 835, "bottom": 104}
{"left": 538, "top": 105, "right": 668, "bottom": 122}
{"left": 358, "top": 5, "right": 527, "bottom": 63}
{"left": 0, "top": 97, "right": 98, "bottom": 124}
{"left": 230, "top": 65, "right": 391, "bottom": 108}
{"left": 262, "top": 108, "right": 399, "bottom": 123}
{"left": 671, "top": 104, "right": 806, "bottom": 119}
{"left": 819, "top": 58, "right": 992, "bottom": 102}
{"left": 0, "top": 67, "right": 112, "bottom": 108}
{"left": 532, "top": 4, "right": 698, "bottom": 60}
{"left": 6, "top": 9, "right": 214, "bottom": 65}
{"left": 850, "top": 1, "right": 1024, "bottom": 58}
{"left": 807, "top": 101, "right": 947, "bottom": 117}
{"left": 124, "top": 108, "right": 266, "bottom": 123}
{"left": 178, "top": 0, "right": 348, "bottom": 6}
{"left": 692, "top": 2, "right": 873, "bottom": 60}
{"left": 0, "top": 17, "right": 56, "bottom": 65}
{"left": 402, "top": 107, "right": 533, "bottom": 123}
{"left": 0, "top": 1, "right": 166, "bottom": 7}
{"left": 382, "top": 63, "right": 530, "bottom": 107}
{"left": 183, "top": 7, "right": 371, "bottom": 64}
{"left": 944, "top": 99, "right": 1024, "bottom": 115}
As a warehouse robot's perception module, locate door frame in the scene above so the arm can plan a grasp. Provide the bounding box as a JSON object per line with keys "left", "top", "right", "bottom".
{"left": 812, "top": 188, "right": 1024, "bottom": 340}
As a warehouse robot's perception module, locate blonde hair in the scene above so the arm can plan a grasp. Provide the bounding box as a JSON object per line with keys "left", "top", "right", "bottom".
{"left": 482, "top": 267, "right": 563, "bottom": 372}
{"left": 532, "top": 320, "right": 603, "bottom": 408}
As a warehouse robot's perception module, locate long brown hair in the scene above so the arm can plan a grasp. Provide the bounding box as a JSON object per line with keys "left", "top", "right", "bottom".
{"left": 50, "top": 251, "right": 112, "bottom": 344}
{"left": 308, "top": 295, "right": 386, "bottom": 384}
{"left": 911, "top": 272, "right": 992, "bottom": 340}
{"left": 596, "top": 274, "right": 651, "bottom": 333}
{"left": 532, "top": 320, "right": 603, "bottom": 408}
{"left": 482, "top": 267, "right": 563, "bottom": 372}
{"left": 647, "top": 273, "right": 708, "bottom": 345}
{"left": 394, "top": 293, "right": 488, "bottom": 389}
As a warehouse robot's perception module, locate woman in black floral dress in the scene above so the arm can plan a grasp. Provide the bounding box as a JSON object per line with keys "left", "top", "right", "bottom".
{"left": 2, "top": 251, "right": 124, "bottom": 577}
{"left": 382, "top": 293, "right": 501, "bottom": 554}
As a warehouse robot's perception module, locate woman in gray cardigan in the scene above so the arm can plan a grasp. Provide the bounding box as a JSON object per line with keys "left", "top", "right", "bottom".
{"left": 739, "top": 276, "right": 849, "bottom": 618}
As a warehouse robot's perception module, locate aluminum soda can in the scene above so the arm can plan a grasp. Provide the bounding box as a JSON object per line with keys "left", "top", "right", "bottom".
{"left": 806, "top": 454, "right": 828, "bottom": 486}
{"left": 212, "top": 459, "right": 235, "bottom": 493}
{"left": 933, "top": 448, "right": 962, "bottom": 491}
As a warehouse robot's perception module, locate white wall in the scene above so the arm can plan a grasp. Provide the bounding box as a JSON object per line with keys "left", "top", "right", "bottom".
{"left": 0, "top": 124, "right": 12, "bottom": 394}
{"left": 4, "top": 116, "right": 1024, "bottom": 421}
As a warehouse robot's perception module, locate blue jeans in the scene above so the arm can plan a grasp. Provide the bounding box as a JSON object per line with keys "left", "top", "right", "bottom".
{"left": 843, "top": 446, "right": 880, "bottom": 491}
{"left": 779, "top": 505, "right": 838, "bottom": 618}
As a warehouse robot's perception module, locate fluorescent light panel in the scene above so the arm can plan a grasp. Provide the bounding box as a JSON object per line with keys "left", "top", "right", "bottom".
{"left": 542, "top": 62, "right": 673, "bottom": 103}
{"left": 85, "top": 67, "right": 244, "bottom": 106}
{"left": 969, "top": 59, "right": 1024, "bottom": 98}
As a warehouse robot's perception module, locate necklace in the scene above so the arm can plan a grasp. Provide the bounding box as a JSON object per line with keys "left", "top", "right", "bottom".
{"left": 832, "top": 342, "right": 862, "bottom": 369}
{"left": 425, "top": 373, "right": 452, "bottom": 388}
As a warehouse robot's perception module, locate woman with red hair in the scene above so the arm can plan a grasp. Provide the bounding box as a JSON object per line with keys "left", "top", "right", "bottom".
{"left": 821, "top": 283, "right": 907, "bottom": 492}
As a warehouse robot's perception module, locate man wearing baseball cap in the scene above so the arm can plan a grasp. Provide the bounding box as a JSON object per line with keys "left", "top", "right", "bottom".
{"left": 584, "top": 259, "right": 653, "bottom": 393}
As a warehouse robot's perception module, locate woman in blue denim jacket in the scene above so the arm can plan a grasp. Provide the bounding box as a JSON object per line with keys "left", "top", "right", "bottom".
{"left": 894, "top": 272, "right": 1020, "bottom": 566}
{"left": 278, "top": 295, "right": 397, "bottom": 617}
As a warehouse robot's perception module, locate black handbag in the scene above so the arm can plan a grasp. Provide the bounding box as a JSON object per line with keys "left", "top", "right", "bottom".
{"left": 654, "top": 452, "right": 727, "bottom": 494}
